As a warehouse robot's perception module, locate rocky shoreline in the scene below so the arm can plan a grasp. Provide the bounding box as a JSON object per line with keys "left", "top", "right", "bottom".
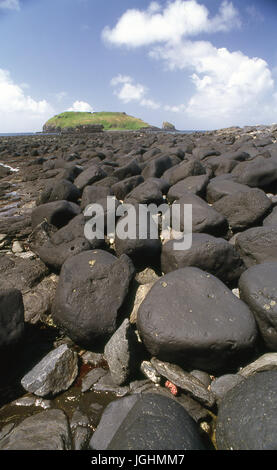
{"left": 1, "top": 125, "right": 277, "bottom": 450}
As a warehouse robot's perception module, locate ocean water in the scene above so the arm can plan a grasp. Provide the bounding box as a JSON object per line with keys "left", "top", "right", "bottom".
{"left": 0, "top": 133, "right": 47, "bottom": 137}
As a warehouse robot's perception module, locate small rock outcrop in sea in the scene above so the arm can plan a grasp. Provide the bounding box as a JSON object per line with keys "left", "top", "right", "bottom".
{"left": 162, "top": 121, "right": 176, "bottom": 130}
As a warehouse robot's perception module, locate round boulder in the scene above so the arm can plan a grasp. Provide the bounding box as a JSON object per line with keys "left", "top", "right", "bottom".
{"left": 161, "top": 233, "right": 244, "bottom": 284}
{"left": 91, "top": 394, "right": 206, "bottom": 450}
{"left": 216, "top": 371, "right": 277, "bottom": 450}
{"left": 235, "top": 226, "right": 277, "bottom": 268}
{"left": 213, "top": 189, "right": 272, "bottom": 232}
{"left": 137, "top": 267, "right": 257, "bottom": 372}
{"left": 52, "top": 250, "right": 135, "bottom": 347}
{"left": 239, "top": 263, "right": 277, "bottom": 350}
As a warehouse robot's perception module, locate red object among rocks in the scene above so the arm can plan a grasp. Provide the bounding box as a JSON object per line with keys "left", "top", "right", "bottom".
{"left": 165, "top": 380, "right": 178, "bottom": 396}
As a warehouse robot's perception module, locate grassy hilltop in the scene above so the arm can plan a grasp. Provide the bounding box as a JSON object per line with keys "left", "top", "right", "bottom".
{"left": 43, "top": 111, "right": 151, "bottom": 132}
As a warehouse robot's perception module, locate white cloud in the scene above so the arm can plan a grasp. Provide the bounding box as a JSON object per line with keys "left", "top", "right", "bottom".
{"left": 104, "top": 1, "right": 277, "bottom": 128}
{"left": 148, "top": 1, "right": 161, "bottom": 14}
{"left": 0, "top": 69, "right": 51, "bottom": 113}
{"left": 117, "top": 82, "right": 146, "bottom": 103}
{"left": 67, "top": 100, "right": 93, "bottom": 112}
{"left": 140, "top": 98, "right": 161, "bottom": 110}
{"left": 0, "top": 0, "right": 20, "bottom": 11}
{"left": 152, "top": 40, "right": 274, "bottom": 125}
{"left": 111, "top": 75, "right": 160, "bottom": 109}
{"left": 164, "top": 104, "right": 186, "bottom": 113}
{"left": 102, "top": 0, "right": 240, "bottom": 47}
{"left": 0, "top": 68, "right": 54, "bottom": 132}
{"left": 110, "top": 74, "right": 133, "bottom": 87}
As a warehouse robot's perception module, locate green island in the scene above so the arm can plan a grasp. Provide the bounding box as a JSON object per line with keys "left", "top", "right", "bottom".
{"left": 43, "top": 111, "right": 152, "bottom": 132}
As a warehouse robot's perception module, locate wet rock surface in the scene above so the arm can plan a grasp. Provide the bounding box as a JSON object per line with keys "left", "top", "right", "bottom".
{"left": 1, "top": 126, "right": 277, "bottom": 450}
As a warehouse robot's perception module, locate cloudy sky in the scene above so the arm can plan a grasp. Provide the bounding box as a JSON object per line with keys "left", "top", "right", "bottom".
{"left": 0, "top": 0, "right": 277, "bottom": 131}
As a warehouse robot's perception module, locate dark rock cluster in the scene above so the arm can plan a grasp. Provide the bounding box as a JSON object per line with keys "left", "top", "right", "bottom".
{"left": 1, "top": 124, "right": 277, "bottom": 450}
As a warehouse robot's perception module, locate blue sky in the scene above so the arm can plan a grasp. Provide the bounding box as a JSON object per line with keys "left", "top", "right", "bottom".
{"left": 0, "top": 0, "right": 277, "bottom": 131}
